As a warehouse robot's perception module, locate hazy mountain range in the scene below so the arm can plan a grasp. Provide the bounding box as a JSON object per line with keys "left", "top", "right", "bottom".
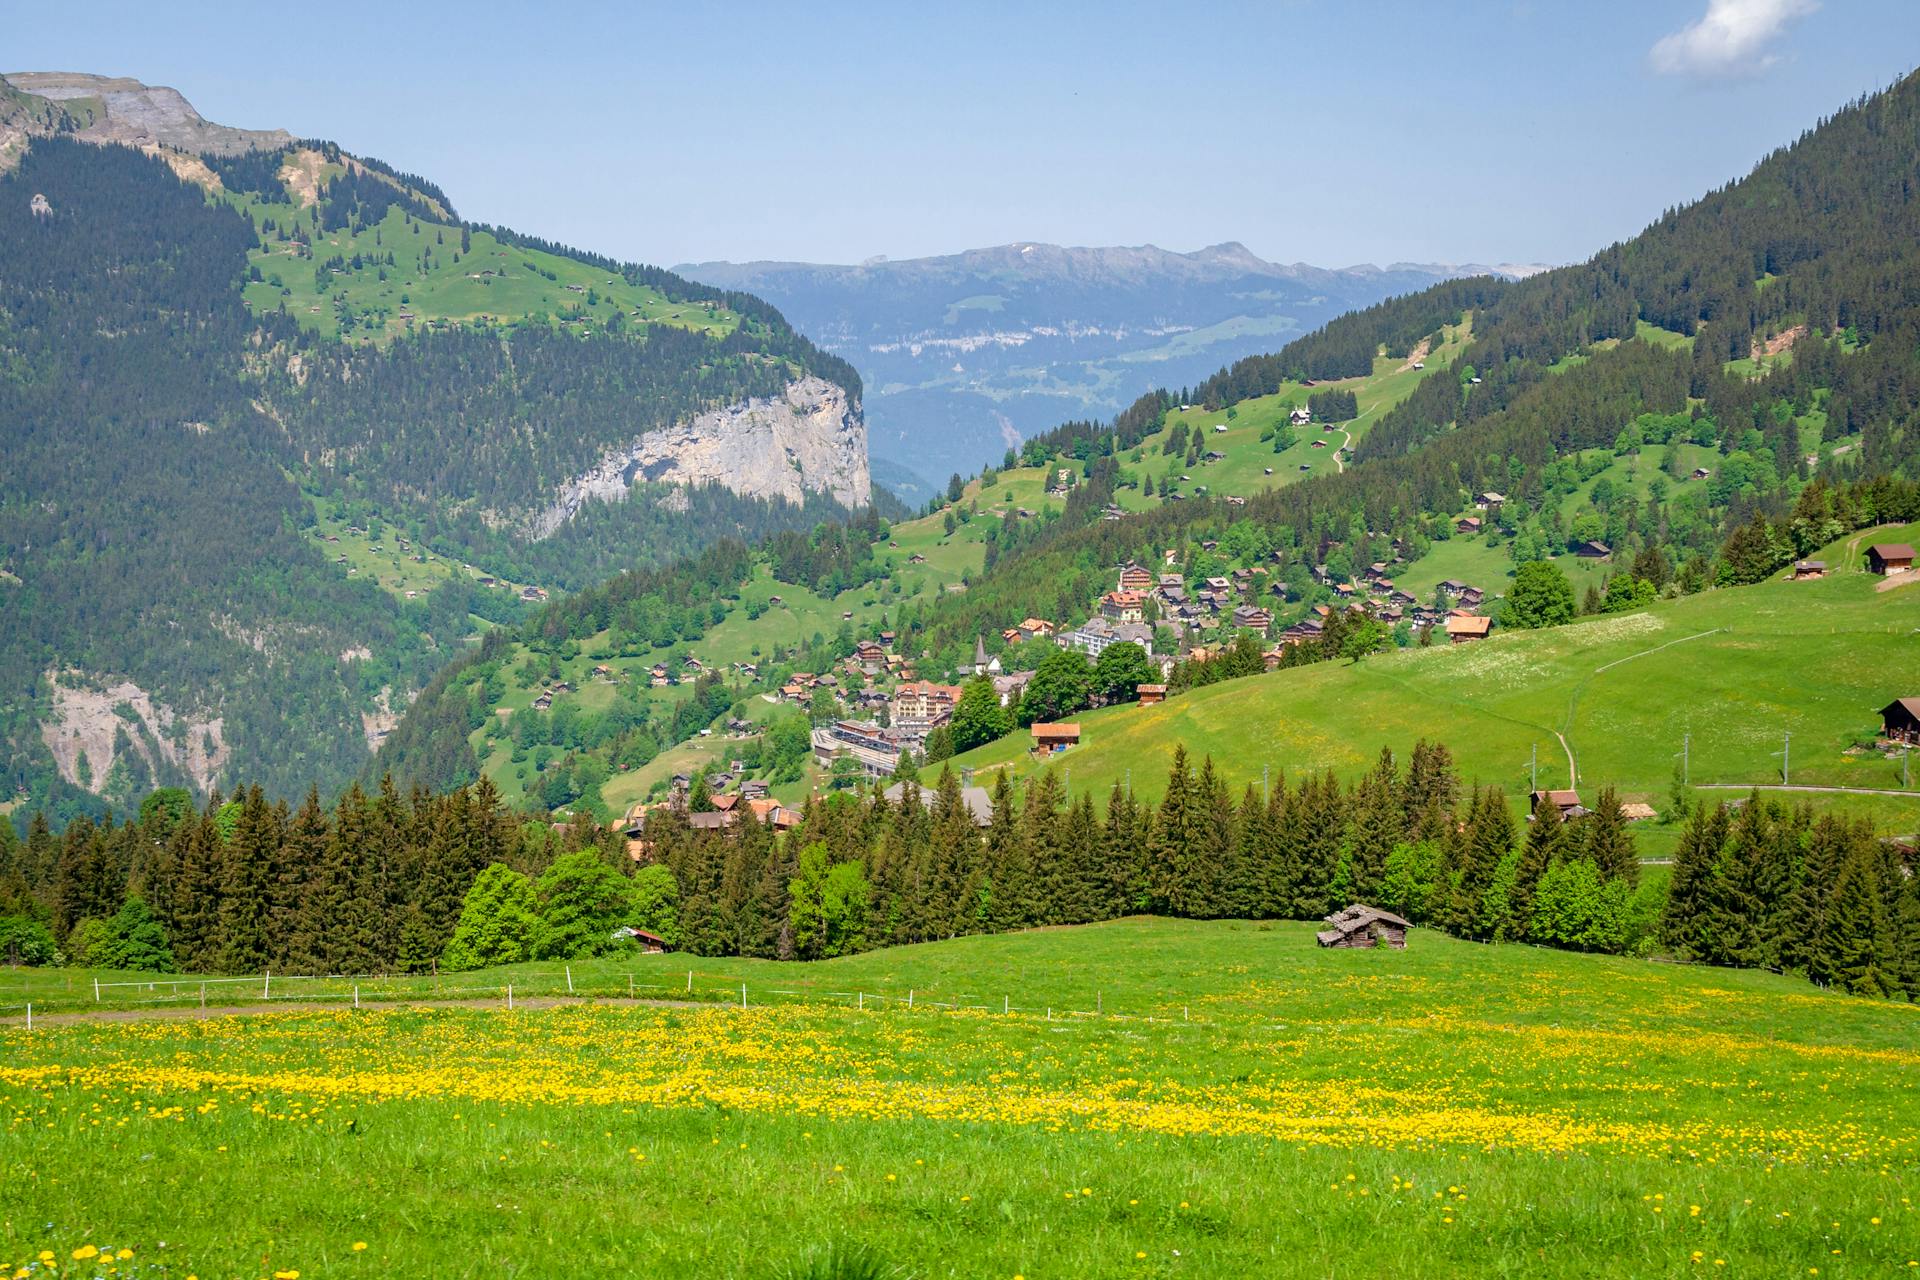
{"left": 681, "top": 243, "right": 1547, "bottom": 497}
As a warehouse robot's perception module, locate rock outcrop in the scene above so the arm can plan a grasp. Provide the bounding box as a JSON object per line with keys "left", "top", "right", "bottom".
{"left": 2, "top": 72, "right": 290, "bottom": 154}
{"left": 532, "top": 376, "right": 869, "bottom": 538}
{"left": 39, "top": 670, "right": 228, "bottom": 797}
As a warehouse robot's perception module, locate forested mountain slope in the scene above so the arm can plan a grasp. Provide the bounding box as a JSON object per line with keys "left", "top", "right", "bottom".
{"left": 0, "top": 77, "right": 875, "bottom": 825}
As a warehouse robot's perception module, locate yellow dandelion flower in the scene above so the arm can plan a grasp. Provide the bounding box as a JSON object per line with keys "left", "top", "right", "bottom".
{"left": 352, "top": 1242, "right": 368, "bottom": 1252}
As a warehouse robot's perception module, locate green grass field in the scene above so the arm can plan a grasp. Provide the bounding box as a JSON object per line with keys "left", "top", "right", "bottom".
{"left": 226, "top": 154, "right": 739, "bottom": 345}
{"left": 2, "top": 918, "right": 1915, "bottom": 1278}
{"left": 951, "top": 566, "right": 1920, "bottom": 835}
{"left": 307, "top": 502, "right": 541, "bottom": 604}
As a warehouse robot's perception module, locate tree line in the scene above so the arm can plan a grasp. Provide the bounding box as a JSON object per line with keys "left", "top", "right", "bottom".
{"left": 3, "top": 747, "right": 1914, "bottom": 1001}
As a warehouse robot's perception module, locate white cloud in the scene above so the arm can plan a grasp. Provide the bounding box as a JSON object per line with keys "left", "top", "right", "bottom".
{"left": 1649, "top": 0, "right": 1818, "bottom": 78}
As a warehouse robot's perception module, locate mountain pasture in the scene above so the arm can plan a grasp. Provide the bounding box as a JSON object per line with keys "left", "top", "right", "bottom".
{"left": 951, "top": 570, "right": 1920, "bottom": 843}
{"left": 1, "top": 919, "right": 1913, "bottom": 1278}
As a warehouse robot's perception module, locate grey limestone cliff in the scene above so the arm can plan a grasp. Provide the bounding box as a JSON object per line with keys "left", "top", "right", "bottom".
{"left": 532, "top": 376, "right": 869, "bottom": 538}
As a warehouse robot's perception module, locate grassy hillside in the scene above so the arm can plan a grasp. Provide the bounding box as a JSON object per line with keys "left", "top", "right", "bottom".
{"left": 231, "top": 176, "right": 740, "bottom": 343}
{"left": 3, "top": 918, "right": 1914, "bottom": 1277}
{"left": 952, "top": 563, "right": 1920, "bottom": 845}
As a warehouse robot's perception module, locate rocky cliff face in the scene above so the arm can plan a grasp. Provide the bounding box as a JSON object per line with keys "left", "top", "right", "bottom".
{"left": 40, "top": 669, "right": 229, "bottom": 798}
{"left": 532, "top": 375, "right": 869, "bottom": 538}
{"left": 2, "top": 72, "right": 291, "bottom": 155}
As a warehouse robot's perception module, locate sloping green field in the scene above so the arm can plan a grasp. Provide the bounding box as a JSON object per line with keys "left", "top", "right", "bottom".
{"left": 953, "top": 568, "right": 1920, "bottom": 832}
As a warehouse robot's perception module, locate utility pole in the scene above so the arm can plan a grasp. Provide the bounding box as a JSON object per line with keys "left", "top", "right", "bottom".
{"left": 1262, "top": 763, "right": 1269, "bottom": 803}
{"left": 1529, "top": 743, "right": 1537, "bottom": 792}
{"left": 1778, "top": 730, "right": 1791, "bottom": 786}
{"left": 1682, "top": 733, "right": 1690, "bottom": 786}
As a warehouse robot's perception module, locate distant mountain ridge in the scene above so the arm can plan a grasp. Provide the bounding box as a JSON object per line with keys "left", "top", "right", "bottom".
{"left": 681, "top": 244, "right": 1544, "bottom": 494}
{"left": 692, "top": 241, "right": 1544, "bottom": 288}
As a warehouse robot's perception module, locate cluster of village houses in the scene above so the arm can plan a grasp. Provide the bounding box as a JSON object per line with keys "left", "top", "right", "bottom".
{"left": 795, "top": 539, "right": 1510, "bottom": 783}
{"left": 595, "top": 534, "right": 1920, "bottom": 859}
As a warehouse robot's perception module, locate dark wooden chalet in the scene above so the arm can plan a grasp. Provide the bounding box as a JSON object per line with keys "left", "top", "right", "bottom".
{"left": 1529, "top": 788, "right": 1584, "bottom": 818}
{"left": 1882, "top": 697, "right": 1920, "bottom": 744}
{"left": 1866, "top": 543, "right": 1915, "bottom": 575}
{"left": 1316, "top": 904, "right": 1411, "bottom": 950}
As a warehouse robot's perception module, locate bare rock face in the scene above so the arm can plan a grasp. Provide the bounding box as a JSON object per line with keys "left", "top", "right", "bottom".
{"left": 532, "top": 376, "right": 870, "bottom": 538}
{"left": 39, "top": 670, "right": 228, "bottom": 796}
{"left": 3, "top": 72, "right": 290, "bottom": 154}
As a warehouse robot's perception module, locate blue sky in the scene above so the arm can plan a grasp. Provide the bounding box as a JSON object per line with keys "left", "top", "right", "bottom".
{"left": 9, "top": 1, "right": 1918, "bottom": 269}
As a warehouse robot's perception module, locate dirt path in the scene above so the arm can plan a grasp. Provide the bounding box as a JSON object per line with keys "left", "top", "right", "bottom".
{"left": 1332, "top": 427, "right": 1353, "bottom": 473}
{"left": 1553, "top": 628, "right": 1725, "bottom": 789}
{"left": 1551, "top": 730, "right": 1578, "bottom": 786}
{"left": 0, "top": 993, "right": 708, "bottom": 1028}
{"left": 1694, "top": 783, "right": 1916, "bottom": 798}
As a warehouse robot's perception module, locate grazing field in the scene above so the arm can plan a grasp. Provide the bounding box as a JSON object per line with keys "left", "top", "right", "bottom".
{"left": 234, "top": 194, "right": 738, "bottom": 345}
{"left": 2, "top": 919, "right": 1916, "bottom": 1278}
{"left": 951, "top": 568, "right": 1920, "bottom": 832}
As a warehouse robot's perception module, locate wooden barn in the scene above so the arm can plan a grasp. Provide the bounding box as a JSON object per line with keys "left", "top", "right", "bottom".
{"left": 613, "top": 926, "right": 670, "bottom": 954}
{"left": 1882, "top": 697, "right": 1920, "bottom": 744}
{"left": 1031, "top": 723, "right": 1081, "bottom": 755}
{"left": 1866, "top": 543, "right": 1915, "bottom": 576}
{"left": 1528, "top": 788, "right": 1584, "bottom": 818}
{"left": 1316, "top": 904, "right": 1411, "bottom": 950}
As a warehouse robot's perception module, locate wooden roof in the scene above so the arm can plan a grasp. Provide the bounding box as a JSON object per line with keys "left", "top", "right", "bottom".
{"left": 1031, "top": 723, "right": 1081, "bottom": 741}
{"left": 1868, "top": 543, "right": 1915, "bottom": 559}
{"left": 1317, "top": 904, "right": 1412, "bottom": 943}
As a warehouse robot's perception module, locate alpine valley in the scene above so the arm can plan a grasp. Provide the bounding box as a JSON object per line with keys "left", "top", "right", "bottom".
{"left": 5, "top": 30, "right": 1920, "bottom": 1280}
{"left": 681, "top": 243, "right": 1544, "bottom": 497}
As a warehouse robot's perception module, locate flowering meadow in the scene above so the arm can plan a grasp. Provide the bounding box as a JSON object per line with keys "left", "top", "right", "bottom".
{"left": 1, "top": 918, "right": 1916, "bottom": 1277}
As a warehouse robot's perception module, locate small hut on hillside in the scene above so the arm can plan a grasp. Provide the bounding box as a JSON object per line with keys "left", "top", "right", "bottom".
{"left": 1316, "top": 904, "right": 1411, "bottom": 950}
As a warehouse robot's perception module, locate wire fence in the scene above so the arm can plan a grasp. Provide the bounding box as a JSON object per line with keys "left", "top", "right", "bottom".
{"left": 1, "top": 964, "right": 1211, "bottom": 1028}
